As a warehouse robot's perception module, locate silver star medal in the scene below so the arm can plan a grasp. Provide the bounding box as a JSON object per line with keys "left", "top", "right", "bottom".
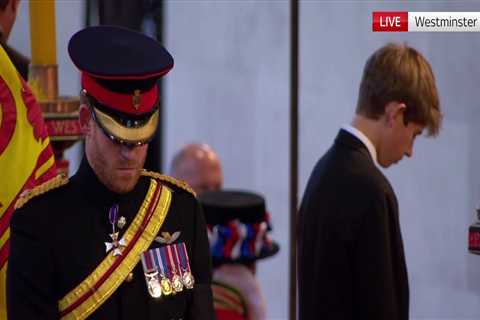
{"left": 105, "top": 205, "right": 126, "bottom": 256}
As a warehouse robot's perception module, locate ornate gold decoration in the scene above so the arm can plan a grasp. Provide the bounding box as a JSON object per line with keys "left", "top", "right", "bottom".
{"left": 14, "top": 174, "right": 69, "bottom": 209}
{"left": 141, "top": 170, "right": 196, "bottom": 197}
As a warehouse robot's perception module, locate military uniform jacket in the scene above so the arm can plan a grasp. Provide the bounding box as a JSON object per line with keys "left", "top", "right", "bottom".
{"left": 298, "top": 129, "right": 409, "bottom": 320}
{"left": 7, "top": 158, "right": 215, "bottom": 320}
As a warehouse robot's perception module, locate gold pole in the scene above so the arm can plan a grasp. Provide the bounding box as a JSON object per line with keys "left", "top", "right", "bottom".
{"left": 29, "top": 0, "right": 57, "bottom": 65}
{"left": 28, "top": 0, "right": 80, "bottom": 175}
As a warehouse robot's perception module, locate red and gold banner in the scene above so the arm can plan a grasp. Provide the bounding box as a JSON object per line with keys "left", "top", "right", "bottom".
{"left": 0, "top": 43, "right": 57, "bottom": 319}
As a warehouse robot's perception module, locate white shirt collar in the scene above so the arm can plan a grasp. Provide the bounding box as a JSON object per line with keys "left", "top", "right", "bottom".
{"left": 341, "top": 124, "right": 378, "bottom": 165}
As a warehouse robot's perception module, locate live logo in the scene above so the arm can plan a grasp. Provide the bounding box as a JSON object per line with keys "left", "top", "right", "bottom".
{"left": 469, "top": 224, "right": 480, "bottom": 253}
{"left": 372, "top": 12, "right": 408, "bottom": 32}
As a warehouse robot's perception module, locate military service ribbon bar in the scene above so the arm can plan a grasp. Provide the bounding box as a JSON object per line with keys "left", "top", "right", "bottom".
{"left": 141, "top": 242, "right": 195, "bottom": 298}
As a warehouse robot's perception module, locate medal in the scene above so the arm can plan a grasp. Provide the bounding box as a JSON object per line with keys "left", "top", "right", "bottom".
{"left": 117, "top": 216, "right": 126, "bottom": 229}
{"left": 160, "top": 276, "right": 173, "bottom": 296}
{"left": 141, "top": 254, "right": 162, "bottom": 298}
{"left": 171, "top": 273, "right": 183, "bottom": 293}
{"left": 145, "top": 271, "right": 162, "bottom": 298}
{"left": 167, "top": 245, "right": 183, "bottom": 294}
{"left": 105, "top": 204, "right": 126, "bottom": 256}
{"left": 141, "top": 241, "right": 195, "bottom": 299}
{"left": 182, "top": 271, "right": 195, "bottom": 289}
{"left": 143, "top": 247, "right": 176, "bottom": 297}
{"left": 177, "top": 242, "right": 195, "bottom": 289}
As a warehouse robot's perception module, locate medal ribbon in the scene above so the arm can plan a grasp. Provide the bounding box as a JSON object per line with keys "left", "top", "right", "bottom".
{"left": 159, "top": 246, "right": 170, "bottom": 278}
{"left": 141, "top": 251, "right": 154, "bottom": 273}
{"left": 151, "top": 247, "right": 161, "bottom": 273}
{"left": 108, "top": 204, "right": 118, "bottom": 228}
{"left": 166, "top": 245, "right": 177, "bottom": 275}
{"left": 172, "top": 244, "right": 183, "bottom": 276}
{"left": 178, "top": 242, "right": 191, "bottom": 273}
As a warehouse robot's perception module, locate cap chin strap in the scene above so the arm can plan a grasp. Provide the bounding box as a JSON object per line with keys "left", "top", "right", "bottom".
{"left": 92, "top": 107, "right": 158, "bottom": 146}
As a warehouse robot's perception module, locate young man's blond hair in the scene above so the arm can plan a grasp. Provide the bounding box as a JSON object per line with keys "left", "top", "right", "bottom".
{"left": 356, "top": 42, "right": 442, "bottom": 136}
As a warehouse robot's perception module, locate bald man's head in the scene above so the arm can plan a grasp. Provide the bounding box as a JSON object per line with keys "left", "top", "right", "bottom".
{"left": 170, "top": 143, "right": 223, "bottom": 195}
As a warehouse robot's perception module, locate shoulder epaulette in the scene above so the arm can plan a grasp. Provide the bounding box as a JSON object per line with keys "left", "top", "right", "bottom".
{"left": 141, "top": 170, "right": 196, "bottom": 197}
{"left": 15, "top": 174, "right": 69, "bottom": 209}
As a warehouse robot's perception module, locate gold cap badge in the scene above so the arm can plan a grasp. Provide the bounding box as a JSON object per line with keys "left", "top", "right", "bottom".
{"left": 132, "top": 89, "right": 141, "bottom": 110}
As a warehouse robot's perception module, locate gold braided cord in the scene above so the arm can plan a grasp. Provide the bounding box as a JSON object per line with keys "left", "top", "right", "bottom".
{"left": 141, "top": 170, "right": 196, "bottom": 197}
{"left": 14, "top": 174, "right": 69, "bottom": 209}
{"left": 59, "top": 180, "right": 172, "bottom": 319}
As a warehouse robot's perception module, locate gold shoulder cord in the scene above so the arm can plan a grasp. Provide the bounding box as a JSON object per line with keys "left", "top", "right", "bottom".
{"left": 15, "top": 174, "right": 69, "bottom": 209}
{"left": 141, "top": 170, "right": 196, "bottom": 197}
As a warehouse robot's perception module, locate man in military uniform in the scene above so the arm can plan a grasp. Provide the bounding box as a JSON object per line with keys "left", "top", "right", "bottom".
{"left": 7, "top": 26, "right": 215, "bottom": 319}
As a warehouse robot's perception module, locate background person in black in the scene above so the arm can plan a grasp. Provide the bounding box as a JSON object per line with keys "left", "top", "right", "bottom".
{"left": 0, "top": 0, "right": 29, "bottom": 80}
{"left": 7, "top": 26, "right": 214, "bottom": 319}
{"left": 298, "top": 43, "right": 442, "bottom": 320}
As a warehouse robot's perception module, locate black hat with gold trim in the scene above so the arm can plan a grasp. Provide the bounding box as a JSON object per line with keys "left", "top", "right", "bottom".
{"left": 68, "top": 25, "right": 173, "bottom": 146}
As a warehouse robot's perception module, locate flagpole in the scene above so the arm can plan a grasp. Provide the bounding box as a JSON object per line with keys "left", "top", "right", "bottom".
{"left": 28, "top": 0, "right": 80, "bottom": 175}
{"left": 289, "top": 0, "right": 299, "bottom": 319}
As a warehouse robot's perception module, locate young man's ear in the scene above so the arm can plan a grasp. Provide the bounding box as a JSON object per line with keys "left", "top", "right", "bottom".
{"left": 79, "top": 105, "right": 92, "bottom": 135}
{"left": 384, "top": 101, "right": 406, "bottom": 127}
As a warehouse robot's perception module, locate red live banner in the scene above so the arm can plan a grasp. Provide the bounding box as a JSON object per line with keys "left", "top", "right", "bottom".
{"left": 469, "top": 223, "right": 480, "bottom": 253}
{"left": 372, "top": 12, "right": 408, "bottom": 32}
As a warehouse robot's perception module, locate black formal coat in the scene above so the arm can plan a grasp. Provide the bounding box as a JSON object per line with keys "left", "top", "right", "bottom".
{"left": 298, "top": 129, "right": 409, "bottom": 320}
{"left": 7, "top": 158, "right": 215, "bottom": 320}
{"left": 0, "top": 40, "right": 29, "bottom": 80}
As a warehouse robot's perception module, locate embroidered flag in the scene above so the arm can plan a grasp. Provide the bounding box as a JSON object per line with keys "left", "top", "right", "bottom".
{"left": 0, "top": 44, "right": 57, "bottom": 319}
